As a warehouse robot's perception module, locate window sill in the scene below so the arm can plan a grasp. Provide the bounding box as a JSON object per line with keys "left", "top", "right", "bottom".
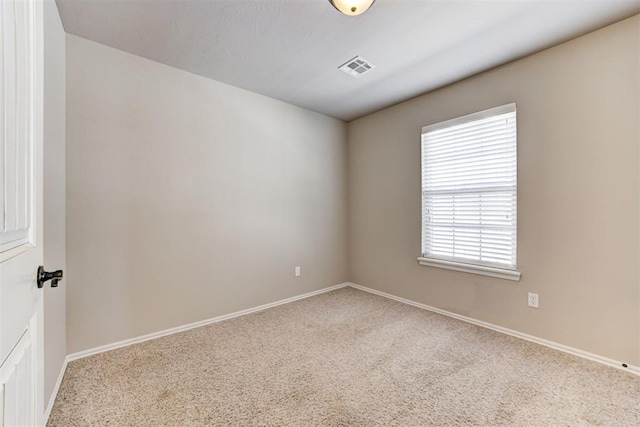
{"left": 417, "top": 257, "right": 521, "bottom": 281}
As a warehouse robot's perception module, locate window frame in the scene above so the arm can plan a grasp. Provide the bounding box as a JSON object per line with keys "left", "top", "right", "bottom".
{"left": 418, "top": 103, "right": 521, "bottom": 281}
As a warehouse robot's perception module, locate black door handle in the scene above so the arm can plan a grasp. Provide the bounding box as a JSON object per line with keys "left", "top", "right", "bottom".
{"left": 37, "top": 266, "right": 63, "bottom": 288}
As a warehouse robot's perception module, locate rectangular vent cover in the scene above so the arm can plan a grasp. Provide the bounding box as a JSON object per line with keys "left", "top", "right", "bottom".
{"left": 338, "top": 56, "right": 375, "bottom": 78}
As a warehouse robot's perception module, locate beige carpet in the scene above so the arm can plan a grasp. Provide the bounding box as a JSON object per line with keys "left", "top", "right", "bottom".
{"left": 48, "top": 287, "right": 640, "bottom": 426}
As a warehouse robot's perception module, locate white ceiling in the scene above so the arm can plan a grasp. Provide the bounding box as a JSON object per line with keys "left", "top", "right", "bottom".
{"left": 56, "top": 0, "right": 640, "bottom": 121}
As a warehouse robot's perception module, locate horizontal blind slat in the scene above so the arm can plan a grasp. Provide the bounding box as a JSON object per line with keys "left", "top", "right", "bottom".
{"left": 424, "top": 112, "right": 516, "bottom": 139}
{"left": 423, "top": 129, "right": 516, "bottom": 153}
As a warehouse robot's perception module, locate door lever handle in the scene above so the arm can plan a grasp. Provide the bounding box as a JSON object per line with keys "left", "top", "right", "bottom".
{"left": 37, "top": 266, "right": 63, "bottom": 288}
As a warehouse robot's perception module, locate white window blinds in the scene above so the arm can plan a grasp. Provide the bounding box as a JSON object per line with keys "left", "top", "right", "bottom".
{"left": 421, "top": 104, "right": 517, "bottom": 270}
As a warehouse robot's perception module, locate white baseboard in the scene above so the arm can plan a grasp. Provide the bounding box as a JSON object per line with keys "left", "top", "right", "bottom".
{"left": 66, "top": 282, "right": 349, "bottom": 362}
{"left": 44, "top": 356, "right": 69, "bottom": 424}
{"left": 347, "top": 282, "right": 640, "bottom": 376}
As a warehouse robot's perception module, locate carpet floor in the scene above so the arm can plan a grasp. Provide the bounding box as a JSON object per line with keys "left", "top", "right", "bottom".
{"left": 48, "top": 287, "right": 640, "bottom": 426}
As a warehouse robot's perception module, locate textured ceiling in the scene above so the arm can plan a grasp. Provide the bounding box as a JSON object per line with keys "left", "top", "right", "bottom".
{"left": 56, "top": 0, "right": 640, "bottom": 121}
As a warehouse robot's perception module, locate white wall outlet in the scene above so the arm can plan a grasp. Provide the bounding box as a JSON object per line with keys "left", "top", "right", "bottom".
{"left": 294, "top": 266, "right": 301, "bottom": 277}
{"left": 528, "top": 292, "right": 539, "bottom": 308}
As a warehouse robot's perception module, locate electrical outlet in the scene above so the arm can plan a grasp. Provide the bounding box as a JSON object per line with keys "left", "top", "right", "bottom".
{"left": 294, "top": 266, "right": 301, "bottom": 277}
{"left": 528, "top": 293, "right": 539, "bottom": 308}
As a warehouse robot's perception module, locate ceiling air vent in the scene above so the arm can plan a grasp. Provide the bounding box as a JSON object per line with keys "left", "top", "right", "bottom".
{"left": 338, "top": 56, "right": 375, "bottom": 78}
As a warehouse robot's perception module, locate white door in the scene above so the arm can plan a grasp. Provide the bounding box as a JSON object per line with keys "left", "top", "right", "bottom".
{"left": 0, "top": 0, "right": 44, "bottom": 425}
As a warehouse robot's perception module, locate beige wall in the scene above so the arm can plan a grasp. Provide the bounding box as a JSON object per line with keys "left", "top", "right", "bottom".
{"left": 43, "top": 0, "right": 66, "bottom": 404}
{"left": 66, "top": 35, "right": 348, "bottom": 353}
{"left": 348, "top": 16, "right": 640, "bottom": 365}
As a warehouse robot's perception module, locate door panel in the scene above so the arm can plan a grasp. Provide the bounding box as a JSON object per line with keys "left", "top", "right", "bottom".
{"left": 0, "top": 328, "right": 35, "bottom": 427}
{"left": 1, "top": 0, "right": 32, "bottom": 254}
{"left": 15, "top": 0, "right": 31, "bottom": 233}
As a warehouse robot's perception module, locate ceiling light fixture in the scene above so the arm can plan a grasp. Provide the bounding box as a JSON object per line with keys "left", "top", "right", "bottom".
{"left": 329, "top": 0, "right": 375, "bottom": 16}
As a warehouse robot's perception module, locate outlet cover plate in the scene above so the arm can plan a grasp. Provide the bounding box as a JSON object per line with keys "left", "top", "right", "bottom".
{"left": 528, "top": 292, "right": 539, "bottom": 308}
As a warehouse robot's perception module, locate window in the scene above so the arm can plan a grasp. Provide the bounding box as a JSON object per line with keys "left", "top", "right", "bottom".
{"left": 418, "top": 104, "right": 520, "bottom": 281}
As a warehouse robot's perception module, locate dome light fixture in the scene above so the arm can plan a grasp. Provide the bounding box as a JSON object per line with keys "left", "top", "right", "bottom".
{"left": 329, "top": 0, "right": 376, "bottom": 16}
